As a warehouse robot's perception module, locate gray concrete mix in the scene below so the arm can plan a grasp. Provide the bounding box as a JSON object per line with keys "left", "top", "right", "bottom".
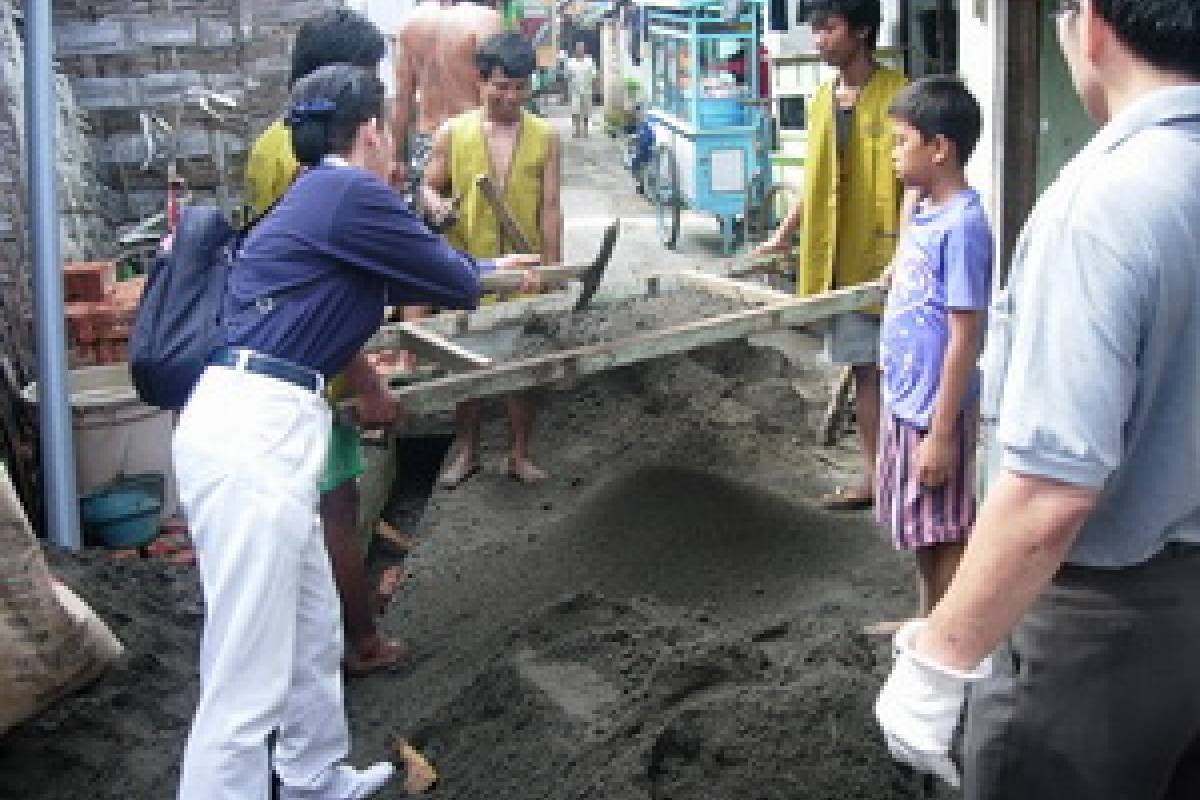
{"left": 0, "top": 105, "right": 939, "bottom": 800}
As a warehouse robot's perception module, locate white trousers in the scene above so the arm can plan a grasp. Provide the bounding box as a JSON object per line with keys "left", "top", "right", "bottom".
{"left": 174, "top": 365, "right": 347, "bottom": 800}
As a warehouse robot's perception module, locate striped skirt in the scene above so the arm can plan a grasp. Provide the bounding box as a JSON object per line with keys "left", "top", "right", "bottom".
{"left": 875, "top": 407, "right": 977, "bottom": 550}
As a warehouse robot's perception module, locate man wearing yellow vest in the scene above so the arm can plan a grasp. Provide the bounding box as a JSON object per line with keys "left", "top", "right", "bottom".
{"left": 754, "top": 0, "right": 910, "bottom": 510}
{"left": 422, "top": 31, "right": 562, "bottom": 486}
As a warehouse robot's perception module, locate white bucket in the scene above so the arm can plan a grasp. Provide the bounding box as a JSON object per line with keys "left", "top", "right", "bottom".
{"left": 22, "top": 365, "right": 178, "bottom": 519}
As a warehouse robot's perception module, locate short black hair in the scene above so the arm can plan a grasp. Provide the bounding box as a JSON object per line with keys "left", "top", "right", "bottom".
{"left": 286, "top": 64, "right": 385, "bottom": 166}
{"left": 802, "top": 0, "right": 882, "bottom": 49}
{"left": 888, "top": 75, "right": 983, "bottom": 166}
{"left": 290, "top": 9, "right": 387, "bottom": 88}
{"left": 1092, "top": 0, "right": 1200, "bottom": 79}
{"left": 475, "top": 32, "right": 536, "bottom": 81}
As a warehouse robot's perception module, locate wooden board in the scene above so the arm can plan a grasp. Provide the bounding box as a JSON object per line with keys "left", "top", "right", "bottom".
{"left": 673, "top": 269, "right": 796, "bottom": 306}
{"left": 386, "top": 282, "right": 884, "bottom": 414}
{"left": 367, "top": 292, "right": 574, "bottom": 349}
{"left": 387, "top": 321, "right": 494, "bottom": 370}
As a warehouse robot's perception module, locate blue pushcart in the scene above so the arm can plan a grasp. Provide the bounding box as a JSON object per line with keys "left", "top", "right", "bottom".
{"left": 639, "top": 0, "right": 772, "bottom": 254}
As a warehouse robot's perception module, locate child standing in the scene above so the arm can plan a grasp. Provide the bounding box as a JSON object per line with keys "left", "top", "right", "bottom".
{"left": 876, "top": 76, "right": 992, "bottom": 614}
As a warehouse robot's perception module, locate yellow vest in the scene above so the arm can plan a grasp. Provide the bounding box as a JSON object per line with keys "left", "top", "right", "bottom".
{"left": 244, "top": 119, "right": 359, "bottom": 400}
{"left": 446, "top": 109, "right": 552, "bottom": 258}
{"left": 798, "top": 67, "right": 907, "bottom": 310}
{"left": 244, "top": 119, "right": 299, "bottom": 220}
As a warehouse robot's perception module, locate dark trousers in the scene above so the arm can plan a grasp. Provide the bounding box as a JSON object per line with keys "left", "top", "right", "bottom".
{"left": 964, "top": 543, "right": 1200, "bottom": 800}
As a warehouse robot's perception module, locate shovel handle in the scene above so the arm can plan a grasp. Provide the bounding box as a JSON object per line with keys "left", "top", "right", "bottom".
{"left": 481, "top": 265, "right": 585, "bottom": 293}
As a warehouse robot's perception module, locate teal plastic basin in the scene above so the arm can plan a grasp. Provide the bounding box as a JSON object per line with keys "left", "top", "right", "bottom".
{"left": 79, "top": 473, "right": 164, "bottom": 548}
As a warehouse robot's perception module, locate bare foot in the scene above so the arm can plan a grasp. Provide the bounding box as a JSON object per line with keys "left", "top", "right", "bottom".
{"left": 506, "top": 455, "right": 548, "bottom": 484}
{"left": 437, "top": 447, "right": 480, "bottom": 489}
{"left": 344, "top": 634, "right": 407, "bottom": 677}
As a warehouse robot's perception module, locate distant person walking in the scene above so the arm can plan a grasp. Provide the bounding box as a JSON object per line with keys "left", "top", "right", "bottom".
{"left": 565, "top": 41, "right": 597, "bottom": 137}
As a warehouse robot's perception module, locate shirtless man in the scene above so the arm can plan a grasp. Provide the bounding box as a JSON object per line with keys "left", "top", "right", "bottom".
{"left": 393, "top": 0, "right": 505, "bottom": 200}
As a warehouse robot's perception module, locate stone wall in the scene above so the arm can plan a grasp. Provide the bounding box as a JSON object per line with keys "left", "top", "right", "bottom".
{"left": 51, "top": 0, "right": 341, "bottom": 224}
{"left": 0, "top": 1, "right": 111, "bottom": 381}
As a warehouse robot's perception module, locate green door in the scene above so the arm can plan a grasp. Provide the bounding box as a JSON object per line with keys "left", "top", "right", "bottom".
{"left": 1036, "top": 0, "right": 1097, "bottom": 193}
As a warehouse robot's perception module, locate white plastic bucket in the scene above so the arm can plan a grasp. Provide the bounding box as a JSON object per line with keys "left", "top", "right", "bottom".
{"left": 22, "top": 365, "right": 178, "bottom": 519}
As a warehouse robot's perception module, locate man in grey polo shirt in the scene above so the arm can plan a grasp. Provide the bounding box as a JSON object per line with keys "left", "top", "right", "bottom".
{"left": 874, "top": 1, "right": 1200, "bottom": 797}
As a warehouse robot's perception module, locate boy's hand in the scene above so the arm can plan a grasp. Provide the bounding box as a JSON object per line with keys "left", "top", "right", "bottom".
{"left": 880, "top": 259, "right": 897, "bottom": 290}
{"left": 916, "top": 431, "right": 956, "bottom": 488}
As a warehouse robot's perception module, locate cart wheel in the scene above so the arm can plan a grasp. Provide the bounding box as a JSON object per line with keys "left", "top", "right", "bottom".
{"left": 650, "top": 144, "right": 681, "bottom": 249}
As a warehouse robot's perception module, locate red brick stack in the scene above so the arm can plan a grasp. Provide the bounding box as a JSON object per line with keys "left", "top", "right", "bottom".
{"left": 63, "top": 262, "right": 145, "bottom": 368}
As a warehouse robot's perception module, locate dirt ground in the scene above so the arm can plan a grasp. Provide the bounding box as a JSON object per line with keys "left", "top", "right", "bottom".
{"left": 0, "top": 112, "right": 937, "bottom": 799}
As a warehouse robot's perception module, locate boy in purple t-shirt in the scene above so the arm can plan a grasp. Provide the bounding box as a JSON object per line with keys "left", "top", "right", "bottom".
{"left": 876, "top": 76, "right": 992, "bottom": 615}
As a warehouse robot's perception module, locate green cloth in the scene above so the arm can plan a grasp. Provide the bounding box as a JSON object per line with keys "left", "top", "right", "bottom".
{"left": 318, "top": 420, "right": 367, "bottom": 493}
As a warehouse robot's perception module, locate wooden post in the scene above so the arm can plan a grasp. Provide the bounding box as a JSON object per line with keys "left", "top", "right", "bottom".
{"left": 998, "top": 0, "right": 1040, "bottom": 286}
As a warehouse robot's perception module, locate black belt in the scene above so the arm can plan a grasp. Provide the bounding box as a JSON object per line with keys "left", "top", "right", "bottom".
{"left": 208, "top": 347, "right": 324, "bottom": 393}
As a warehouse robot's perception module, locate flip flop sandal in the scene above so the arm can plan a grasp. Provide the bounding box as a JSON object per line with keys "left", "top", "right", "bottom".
{"left": 344, "top": 639, "right": 407, "bottom": 678}
{"left": 819, "top": 486, "right": 874, "bottom": 511}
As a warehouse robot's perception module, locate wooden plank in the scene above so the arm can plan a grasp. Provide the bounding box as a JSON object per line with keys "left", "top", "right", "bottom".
{"left": 385, "top": 321, "right": 493, "bottom": 370}
{"left": 388, "top": 282, "right": 884, "bottom": 414}
{"left": 674, "top": 269, "right": 797, "bottom": 306}
{"left": 368, "top": 293, "right": 574, "bottom": 347}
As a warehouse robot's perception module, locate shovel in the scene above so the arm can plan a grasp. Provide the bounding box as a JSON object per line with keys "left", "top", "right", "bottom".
{"left": 480, "top": 219, "right": 619, "bottom": 311}
{"left": 475, "top": 173, "right": 618, "bottom": 311}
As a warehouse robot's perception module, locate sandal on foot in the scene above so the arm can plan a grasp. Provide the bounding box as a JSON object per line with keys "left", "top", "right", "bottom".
{"left": 344, "top": 637, "right": 407, "bottom": 677}
{"left": 819, "top": 486, "right": 874, "bottom": 511}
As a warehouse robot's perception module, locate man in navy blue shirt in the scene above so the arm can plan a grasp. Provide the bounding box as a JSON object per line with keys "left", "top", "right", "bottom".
{"left": 174, "top": 64, "right": 538, "bottom": 800}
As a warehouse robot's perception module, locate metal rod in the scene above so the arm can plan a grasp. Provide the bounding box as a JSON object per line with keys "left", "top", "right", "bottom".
{"left": 25, "top": 0, "right": 82, "bottom": 550}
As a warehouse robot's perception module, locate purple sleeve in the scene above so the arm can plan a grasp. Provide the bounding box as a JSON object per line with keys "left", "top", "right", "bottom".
{"left": 331, "top": 173, "right": 483, "bottom": 309}
{"left": 943, "top": 210, "right": 993, "bottom": 310}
